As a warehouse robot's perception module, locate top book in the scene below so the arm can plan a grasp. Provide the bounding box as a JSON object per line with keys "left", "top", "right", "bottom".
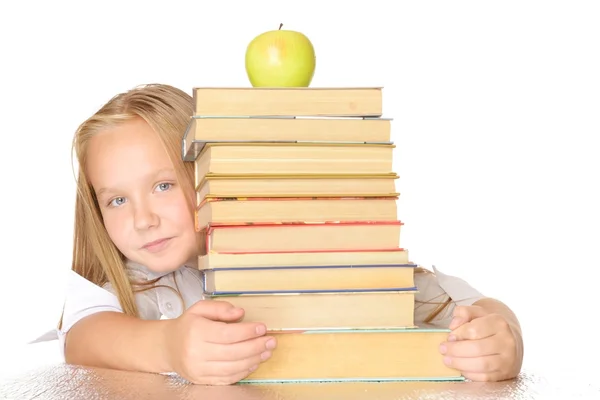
{"left": 192, "top": 87, "right": 383, "bottom": 117}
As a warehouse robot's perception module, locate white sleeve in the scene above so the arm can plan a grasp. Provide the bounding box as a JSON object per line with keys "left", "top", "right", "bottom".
{"left": 432, "top": 265, "right": 486, "bottom": 306}
{"left": 28, "top": 270, "right": 123, "bottom": 360}
{"left": 60, "top": 270, "right": 124, "bottom": 333}
{"left": 29, "top": 270, "right": 165, "bottom": 361}
{"left": 51, "top": 270, "right": 124, "bottom": 358}
{"left": 414, "top": 266, "right": 486, "bottom": 327}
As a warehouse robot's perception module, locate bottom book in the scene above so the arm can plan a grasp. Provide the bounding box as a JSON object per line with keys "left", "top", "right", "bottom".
{"left": 240, "top": 327, "right": 463, "bottom": 383}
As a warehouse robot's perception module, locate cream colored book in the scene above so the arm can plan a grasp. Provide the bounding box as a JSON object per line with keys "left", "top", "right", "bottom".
{"left": 241, "top": 326, "right": 462, "bottom": 382}
{"left": 192, "top": 87, "right": 383, "bottom": 117}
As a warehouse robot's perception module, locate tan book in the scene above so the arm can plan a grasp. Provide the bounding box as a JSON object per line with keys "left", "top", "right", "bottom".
{"left": 210, "top": 290, "right": 416, "bottom": 330}
{"left": 194, "top": 143, "right": 395, "bottom": 183}
{"left": 182, "top": 116, "right": 392, "bottom": 161}
{"left": 203, "top": 263, "right": 416, "bottom": 294}
{"left": 195, "top": 173, "right": 399, "bottom": 202}
{"left": 203, "top": 221, "right": 402, "bottom": 253}
{"left": 192, "top": 87, "right": 383, "bottom": 117}
{"left": 197, "top": 248, "right": 410, "bottom": 269}
{"left": 195, "top": 197, "right": 398, "bottom": 230}
{"left": 241, "top": 327, "right": 462, "bottom": 382}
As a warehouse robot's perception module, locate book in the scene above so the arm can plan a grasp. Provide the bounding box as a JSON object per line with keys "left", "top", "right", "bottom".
{"left": 209, "top": 290, "right": 416, "bottom": 330}
{"left": 240, "top": 327, "right": 462, "bottom": 382}
{"left": 182, "top": 116, "right": 392, "bottom": 161}
{"left": 197, "top": 248, "right": 410, "bottom": 269}
{"left": 195, "top": 173, "right": 399, "bottom": 201}
{"left": 192, "top": 87, "right": 383, "bottom": 117}
{"left": 195, "top": 197, "right": 398, "bottom": 229}
{"left": 203, "top": 221, "right": 403, "bottom": 253}
{"left": 182, "top": 84, "right": 459, "bottom": 383}
{"left": 202, "top": 263, "right": 416, "bottom": 294}
{"left": 194, "top": 142, "right": 395, "bottom": 181}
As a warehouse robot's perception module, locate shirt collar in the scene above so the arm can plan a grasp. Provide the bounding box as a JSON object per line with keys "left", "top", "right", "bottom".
{"left": 125, "top": 260, "right": 184, "bottom": 280}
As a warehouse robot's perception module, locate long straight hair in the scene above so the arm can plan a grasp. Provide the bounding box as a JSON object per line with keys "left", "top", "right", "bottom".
{"left": 60, "top": 84, "right": 196, "bottom": 328}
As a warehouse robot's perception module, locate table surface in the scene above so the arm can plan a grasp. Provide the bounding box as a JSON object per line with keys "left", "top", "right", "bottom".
{"left": 1, "top": 363, "right": 598, "bottom": 400}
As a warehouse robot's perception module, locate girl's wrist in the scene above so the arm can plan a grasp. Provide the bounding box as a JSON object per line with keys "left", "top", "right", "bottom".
{"left": 156, "top": 318, "right": 177, "bottom": 374}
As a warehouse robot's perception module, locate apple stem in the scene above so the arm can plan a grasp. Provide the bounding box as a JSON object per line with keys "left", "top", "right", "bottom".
{"left": 279, "top": 23, "right": 283, "bottom": 30}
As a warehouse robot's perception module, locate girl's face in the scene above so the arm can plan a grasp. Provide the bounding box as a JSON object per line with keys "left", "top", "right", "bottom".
{"left": 86, "top": 118, "right": 198, "bottom": 273}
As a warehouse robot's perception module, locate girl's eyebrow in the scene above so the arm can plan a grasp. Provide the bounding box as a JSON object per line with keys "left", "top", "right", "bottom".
{"left": 95, "top": 168, "right": 176, "bottom": 196}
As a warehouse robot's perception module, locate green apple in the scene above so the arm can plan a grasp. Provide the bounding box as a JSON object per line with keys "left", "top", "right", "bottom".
{"left": 245, "top": 24, "right": 316, "bottom": 87}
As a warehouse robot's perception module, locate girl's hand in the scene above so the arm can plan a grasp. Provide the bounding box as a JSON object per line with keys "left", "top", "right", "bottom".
{"left": 439, "top": 304, "right": 523, "bottom": 382}
{"left": 163, "top": 300, "right": 276, "bottom": 385}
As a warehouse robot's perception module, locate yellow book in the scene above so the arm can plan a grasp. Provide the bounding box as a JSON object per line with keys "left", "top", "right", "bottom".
{"left": 195, "top": 197, "right": 398, "bottom": 228}
{"left": 182, "top": 116, "right": 392, "bottom": 161}
{"left": 192, "top": 87, "right": 383, "bottom": 117}
{"left": 194, "top": 142, "right": 395, "bottom": 183}
{"left": 241, "top": 327, "right": 462, "bottom": 382}
{"left": 202, "top": 263, "right": 416, "bottom": 294}
{"left": 195, "top": 173, "right": 399, "bottom": 202}
{"left": 197, "top": 248, "right": 411, "bottom": 269}
{"left": 209, "top": 290, "right": 416, "bottom": 330}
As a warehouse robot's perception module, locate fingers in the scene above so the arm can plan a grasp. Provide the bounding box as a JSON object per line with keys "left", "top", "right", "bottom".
{"left": 450, "top": 313, "right": 510, "bottom": 341}
{"left": 196, "top": 352, "right": 272, "bottom": 385}
{"left": 212, "top": 352, "right": 270, "bottom": 377}
{"left": 204, "top": 335, "right": 277, "bottom": 362}
{"left": 462, "top": 370, "right": 512, "bottom": 382}
{"left": 443, "top": 353, "right": 503, "bottom": 374}
{"left": 197, "top": 368, "right": 256, "bottom": 386}
{"left": 440, "top": 335, "right": 502, "bottom": 358}
{"left": 187, "top": 299, "right": 245, "bottom": 322}
{"left": 202, "top": 320, "right": 269, "bottom": 344}
{"left": 449, "top": 305, "right": 488, "bottom": 330}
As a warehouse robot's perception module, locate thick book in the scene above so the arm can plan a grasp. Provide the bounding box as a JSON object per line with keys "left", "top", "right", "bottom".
{"left": 202, "top": 221, "right": 403, "bottom": 253}
{"left": 195, "top": 173, "right": 399, "bottom": 201}
{"left": 239, "top": 327, "right": 463, "bottom": 383}
{"left": 208, "top": 290, "right": 417, "bottom": 330}
{"left": 195, "top": 196, "right": 398, "bottom": 229}
{"left": 194, "top": 142, "right": 395, "bottom": 182}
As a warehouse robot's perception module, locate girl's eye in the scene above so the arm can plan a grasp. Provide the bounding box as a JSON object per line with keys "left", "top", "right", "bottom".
{"left": 156, "top": 182, "right": 172, "bottom": 192}
{"left": 109, "top": 197, "right": 126, "bottom": 207}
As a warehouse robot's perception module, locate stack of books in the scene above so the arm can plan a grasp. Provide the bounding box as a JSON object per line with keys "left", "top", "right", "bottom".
{"left": 183, "top": 87, "right": 462, "bottom": 383}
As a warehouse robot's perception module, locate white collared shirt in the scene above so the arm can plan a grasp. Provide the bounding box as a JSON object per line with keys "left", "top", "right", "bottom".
{"left": 32, "top": 262, "right": 484, "bottom": 360}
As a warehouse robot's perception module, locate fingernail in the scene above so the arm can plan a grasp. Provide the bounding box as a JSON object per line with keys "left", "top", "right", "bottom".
{"left": 256, "top": 325, "right": 266, "bottom": 335}
{"left": 265, "top": 338, "right": 277, "bottom": 350}
{"left": 261, "top": 351, "right": 271, "bottom": 361}
{"left": 439, "top": 344, "right": 447, "bottom": 354}
{"left": 232, "top": 307, "right": 243, "bottom": 313}
{"left": 249, "top": 364, "right": 258, "bottom": 372}
{"left": 448, "top": 335, "right": 457, "bottom": 342}
{"left": 443, "top": 356, "right": 452, "bottom": 365}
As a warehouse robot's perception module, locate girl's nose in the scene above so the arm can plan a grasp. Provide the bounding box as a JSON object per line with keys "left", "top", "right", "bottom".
{"left": 133, "top": 202, "right": 159, "bottom": 231}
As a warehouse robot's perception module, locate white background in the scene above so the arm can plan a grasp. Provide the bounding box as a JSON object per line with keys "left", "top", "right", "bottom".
{"left": 0, "top": 0, "right": 598, "bottom": 380}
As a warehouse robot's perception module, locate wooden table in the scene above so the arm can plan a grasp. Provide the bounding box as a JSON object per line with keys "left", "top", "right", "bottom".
{"left": 1, "top": 364, "right": 598, "bottom": 399}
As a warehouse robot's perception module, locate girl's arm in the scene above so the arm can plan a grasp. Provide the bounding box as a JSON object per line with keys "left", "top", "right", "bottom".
{"left": 65, "top": 311, "right": 172, "bottom": 373}
{"left": 65, "top": 300, "right": 277, "bottom": 385}
{"left": 60, "top": 270, "right": 276, "bottom": 385}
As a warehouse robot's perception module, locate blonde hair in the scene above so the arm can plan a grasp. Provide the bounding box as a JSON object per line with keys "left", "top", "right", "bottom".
{"left": 64, "top": 84, "right": 196, "bottom": 324}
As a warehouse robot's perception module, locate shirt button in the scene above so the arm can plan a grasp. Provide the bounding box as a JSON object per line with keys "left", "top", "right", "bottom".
{"left": 166, "top": 302, "right": 172, "bottom": 310}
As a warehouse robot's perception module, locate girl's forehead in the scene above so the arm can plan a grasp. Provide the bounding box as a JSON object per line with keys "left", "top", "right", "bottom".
{"left": 86, "top": 120, "right": 175, "bottom": 190}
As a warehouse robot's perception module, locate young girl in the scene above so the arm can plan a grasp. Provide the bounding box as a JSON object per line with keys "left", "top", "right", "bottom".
{"left": 46, "top": 84, "right": 523, "bottom": 385}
